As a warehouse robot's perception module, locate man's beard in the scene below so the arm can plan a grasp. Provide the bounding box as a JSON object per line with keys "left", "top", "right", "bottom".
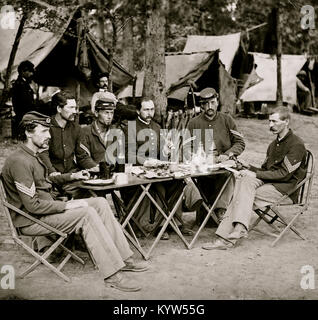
{"left": 35, "top": 139, "right": 50, "bottom": 150}
{"left": 140, "top": 115, "right": 152, "bottom": 123}
{"left": 62, "top": 113, "right": 75, "bottom": 122}
{"left": 205, "top": 109, "right": 216, "bottom": 118}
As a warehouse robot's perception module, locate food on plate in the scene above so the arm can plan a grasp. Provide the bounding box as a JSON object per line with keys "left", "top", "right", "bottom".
{"left": 83, "top": 178, "right": 114, "bottom": 185}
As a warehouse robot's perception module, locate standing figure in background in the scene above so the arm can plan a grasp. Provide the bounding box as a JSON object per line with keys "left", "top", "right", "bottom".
{"left": 11, "top": 61, "right": 39, "bottom": 141}
{"left": 91, "top": 73, "right": 117, "bottom": 114}
{"left": 296, "top": 70, "right": 313, "bottom": 115}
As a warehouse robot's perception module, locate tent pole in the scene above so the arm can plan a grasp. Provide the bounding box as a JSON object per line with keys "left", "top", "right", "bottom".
{"left": 275, "top": 4, "right": 283, "bottom": 106}
{"left": 132, "top": 75, "right": 137, "bottom": 104}
{"left": 189, "top": 84, "right": 197, "bottom": 115}
{"left": 75, "top": 11, "right": 84, "bottom": 112}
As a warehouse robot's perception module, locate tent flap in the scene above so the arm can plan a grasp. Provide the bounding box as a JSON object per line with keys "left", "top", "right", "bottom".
{"left": 240, "top": 52, "right": 307, "bottom": 104}
{"left": 0, "top": 7, "right": 134, "bottom": 105}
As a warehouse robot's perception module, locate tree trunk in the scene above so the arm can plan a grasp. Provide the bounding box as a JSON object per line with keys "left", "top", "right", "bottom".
{"left": 108, "top": 12, "right": 117, "bottom": 93}
{"left": 143, "top": 0, "right": 167, "bottom": 122}
{"left": 121, "top": 16, "right": 134, "bottom": 73}
{"left": 98, "top": 0, "right": 106, "bottom": 47}
{"left": 0, "top": 12, "right": 28, "bottom": 108}
{"left": 276, "top": 3, "right": 283, "bottom": 106}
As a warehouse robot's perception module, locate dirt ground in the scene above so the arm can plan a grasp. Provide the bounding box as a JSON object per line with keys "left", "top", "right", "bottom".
{"left": 1, "top": 113, "right": 318, "bottom": 300}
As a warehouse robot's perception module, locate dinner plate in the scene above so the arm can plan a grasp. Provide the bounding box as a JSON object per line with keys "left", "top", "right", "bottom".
{"left": 83, "top": 178, "right": 114, "bottom": 185}
{"left": 144, "top": 172, "right": 171, "bottom": 179}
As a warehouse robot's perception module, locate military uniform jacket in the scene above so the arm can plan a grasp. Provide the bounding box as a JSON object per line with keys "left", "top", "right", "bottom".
{"left": 250, "top": 129, "right": 307, "bottom": 203}
{"left": 80, "top": 121, "right": 121, "bottom": 165}
{"left": 186, "top": 112, "right": 245, "bottom": 156}
{"left": 2, "top": 145, "right": 68, "bottom": 228}
{"left": 39, "top": 116, "right": 96, "bottom": 174}
{"left": 126, "top": 116, "right": 164, "bottom": 165}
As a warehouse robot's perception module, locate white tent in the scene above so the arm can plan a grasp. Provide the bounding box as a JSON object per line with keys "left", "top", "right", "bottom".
{"left": 240, "top": 52, "right": 307, "bottom": 105}
{"left": 182, "top": 32, "right": 241, "bottom": 72}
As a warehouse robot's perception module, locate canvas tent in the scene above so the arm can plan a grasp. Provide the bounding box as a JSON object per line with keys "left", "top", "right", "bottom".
{"left": 182, "top": 32, "right": 241, "bottom": 72}
{"left": 240, "top": 52, "right": 307, "bottom": 105}
{"left": 117, "top": 51, "right": 237, "bottom": 114}
{"left": 0, "top": 8, "right": 134, "bottom": 108}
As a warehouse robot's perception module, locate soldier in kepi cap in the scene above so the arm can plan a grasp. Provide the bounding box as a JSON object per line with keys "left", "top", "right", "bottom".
{"left": 1, "top": 111, "right": 149, "bottom": 292}
{"left": 186, "top": 87, "right": 245, "bottom": 223}
{"left": 80, "top": 94, "right": 123, "bottom": 165}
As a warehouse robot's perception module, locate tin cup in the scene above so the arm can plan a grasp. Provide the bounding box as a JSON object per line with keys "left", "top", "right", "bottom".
{"left": 115, "top": 172, "right": 128, "bottom": 185}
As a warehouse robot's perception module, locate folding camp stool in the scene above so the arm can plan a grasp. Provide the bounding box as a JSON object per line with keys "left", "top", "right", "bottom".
{"left": 250, "top": 150, "right": 315, "bottom": 247}
{"left": 0, "top": 175, "right": 85, "bottom": 282}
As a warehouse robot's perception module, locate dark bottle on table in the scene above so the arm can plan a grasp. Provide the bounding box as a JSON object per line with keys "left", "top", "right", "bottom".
{"left": 99, "top": 161, "right": 112, "bottom": 179}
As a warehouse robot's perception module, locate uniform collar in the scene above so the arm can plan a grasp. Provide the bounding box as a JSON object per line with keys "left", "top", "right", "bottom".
{"left": 20, "top": 144, "right": 46, "bottom": 159}
{"left": 137, "top": 116, "right": 151, "bottom": 126}
{"left": 92, "top": 121, "right": 111, "bottom": 147}
{"left": 20, "top": 144, "right": 38, "bottom": 157}
{"left": 203, "top": 111, "right": 218, "bottom": 122}
{"left": 277, "top": 129, "right": 292, "bottom": 142}
{"left": 51, "top": 115, "right": 73, "bottom": 129}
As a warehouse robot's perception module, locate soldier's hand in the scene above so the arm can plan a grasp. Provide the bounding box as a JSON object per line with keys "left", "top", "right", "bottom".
{"left": 49, "top": 172, "right": 61, "bottom": 177}
{"left": 238, "top": 169, "right": 256, "bottom": 178}
{"left": 217, "top": 154, "right": 230, "bottom": 163}
{"left": 88, "top": 165, "right": 99, "bottom": 173}
{"left": 65, "top": 199, "right": 88, "bottom": 210}
{"left": 70, "top": 170, "right": 90, "bottom": 180}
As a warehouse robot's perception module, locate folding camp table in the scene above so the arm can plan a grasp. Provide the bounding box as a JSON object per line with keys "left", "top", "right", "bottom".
{"left": 80, "top": 174, "right": 188, "bottom": 260}
{"left": 80, "top": 168, "right": 233, "bottom": 258}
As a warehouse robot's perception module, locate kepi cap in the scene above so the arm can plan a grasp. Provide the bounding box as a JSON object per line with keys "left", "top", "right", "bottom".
{"left": 199, "top": 87, "right": 219, "bottom": 102}
{"left": 22, "top": 111, "right": 51, "bottom": 127}
{"left": 94, "top": 93, "right": 117, "bottom": 111}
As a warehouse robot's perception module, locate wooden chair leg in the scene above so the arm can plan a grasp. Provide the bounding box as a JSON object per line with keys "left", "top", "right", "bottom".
{"left": 16, "top": 237, "right": 70, "bottom": 282}
{"left": 271, "top": 212, "right": 306, "bottom": 247}
{"left": 270, "top": 208, "right": 306, "bottom": 240}
{"left": 57, "top": 243, "right": 85, "bottom": 264}
{"left": 20, "top": 236, "right": 65, "bottom": 278}
{"left": 249, "top": 216, "right": 262, "bottom": 230}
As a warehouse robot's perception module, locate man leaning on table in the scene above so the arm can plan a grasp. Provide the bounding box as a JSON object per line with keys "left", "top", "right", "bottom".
{"left": 39, "top": 90, "right": 99, "bottom": 199}
{"left": 202, "top": 106, "right": 307, "bottom": 250}
{"left": 123, "top": 97, "right": 202, "bottom": 239}
{"left": 186, "top": 87, "right": 245, "bottom": 222}
{"left": 1, "top": 111, "right": 149, "bottom": 292}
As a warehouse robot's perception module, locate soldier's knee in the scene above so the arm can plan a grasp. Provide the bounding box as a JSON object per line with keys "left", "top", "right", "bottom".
{"left": 95, "top": 197, "right": 108, "bottom": 207}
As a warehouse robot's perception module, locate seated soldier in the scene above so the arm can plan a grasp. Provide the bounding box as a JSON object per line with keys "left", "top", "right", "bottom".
{"left": 202, "top": 107, "right": 307, "bottom": 250}
{"left": 39, "top": 90, "right": 99, "bottom": 199}
{"left": 186, "top": 87, "right": 245, "bottom": 223}
{"left": 2, "top": 111, "right": 149, "bottom": 292}
{"left": 124, "top": 97, "right": 202, "bottom": 239}
{"left": 80, "top": 95, "right": 120, "bottom": 166}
